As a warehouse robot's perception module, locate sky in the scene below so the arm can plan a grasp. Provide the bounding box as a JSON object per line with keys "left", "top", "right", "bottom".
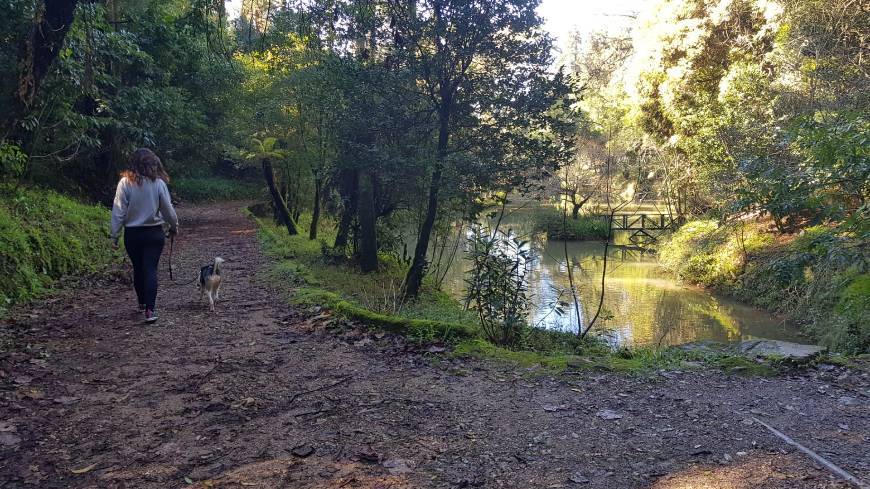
{"left": 225, "top": 0, "right": 650, "bottom": 55}
{"left": 538, "top": 0, "right": 647, "bottom": 50}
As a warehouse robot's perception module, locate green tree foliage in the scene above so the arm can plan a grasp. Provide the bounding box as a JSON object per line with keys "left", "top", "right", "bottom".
{"left": 1, "top": 1, "right": 243, "bottom": 202}
{"left": 630, "top": 0, "right": 868, "bottom": 226}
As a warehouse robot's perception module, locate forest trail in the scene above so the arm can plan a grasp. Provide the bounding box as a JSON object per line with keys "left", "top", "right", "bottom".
{"left": 0, "top": 202, "right": 867, "bottom": 489}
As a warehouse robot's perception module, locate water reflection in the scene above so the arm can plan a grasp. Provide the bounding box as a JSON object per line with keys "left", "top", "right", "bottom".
{"left": 436, "top": 208, "right": 805, "bottom": 348}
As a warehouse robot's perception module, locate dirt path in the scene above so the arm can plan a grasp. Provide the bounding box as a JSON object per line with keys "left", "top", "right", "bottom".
{"left": 1, "top": 202, "right": 868, "bottom": 489}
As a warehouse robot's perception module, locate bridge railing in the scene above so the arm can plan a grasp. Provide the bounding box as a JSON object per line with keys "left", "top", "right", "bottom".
{"left": 592, "top": 213, "right": 679, "bottom": 231}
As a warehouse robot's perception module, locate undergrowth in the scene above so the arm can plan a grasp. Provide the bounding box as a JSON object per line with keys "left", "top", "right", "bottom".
{"left": 172, "top": 177, "right": 265, "bottom": 202}
{"left": 660, "top": 219, "right": 869, "bottom": 353}
{"left": 0, "top": 186, "right": 120, "bottom": 311}
{"left": 532, "top": 207, "right": 609, "bottom": 240}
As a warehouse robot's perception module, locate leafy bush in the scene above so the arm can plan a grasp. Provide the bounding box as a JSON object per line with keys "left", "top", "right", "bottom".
{"left": 463, "top": 226, "right": 533, "bottom": 347}
{"left": 0, "top": 142, "right": 26, "bottom": 180}
{"left": 0, "top": 187, "right": 119, "bottom": 310}
{"left": 533, "top": 207, "right": 609, "bottom": 240}
{"left": 172, "top": 177, "right": 265, "bottom": 202}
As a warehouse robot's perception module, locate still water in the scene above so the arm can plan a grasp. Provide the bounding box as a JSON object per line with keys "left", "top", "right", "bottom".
{"left": 434, "top": 207, "right": 806, "bottom": 348}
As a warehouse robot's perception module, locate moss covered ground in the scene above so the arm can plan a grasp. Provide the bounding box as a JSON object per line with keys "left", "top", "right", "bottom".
{"left": 0, "top": 186, "right": 121, "bottom": 311}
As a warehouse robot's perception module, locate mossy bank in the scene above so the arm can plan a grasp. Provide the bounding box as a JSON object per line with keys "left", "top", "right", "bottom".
{"left": 257, "top": 214, "right": 818, "bottom": 375}
{"left": 659, "top": 219, "right": 869, "bottom": 353}
{"left": 0, "top": 186, "right": 121, "bottom": 311}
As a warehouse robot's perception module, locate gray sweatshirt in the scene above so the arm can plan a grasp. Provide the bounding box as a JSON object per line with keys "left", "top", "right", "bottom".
{"left": 110, "top": 176, "right": 178, "bottom": 242}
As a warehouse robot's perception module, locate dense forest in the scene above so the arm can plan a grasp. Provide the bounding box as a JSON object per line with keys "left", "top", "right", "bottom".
{"left": 1, "top": 0, "right": 867, "bottom": 352}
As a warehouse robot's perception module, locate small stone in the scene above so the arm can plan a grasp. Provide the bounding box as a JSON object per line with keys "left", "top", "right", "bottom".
{"left": 53, "top": 396, "right": 79, "bottom": 405}
{"left": 383, "top": 458, "right": 413, "bottom": 475}
{"left": 736, "top": 451, "right": 748, "bottom": 457}
{"left": 568, "top": 472, "right": 589, "bottom": 484}
{"left": 291, "top": 445, "right": 315, "bottom": 458}
{"left": 741, "top": 418, "right": 753, "bottom": 426}
{"left": 596, "top": 409, "right": 623, "bottom": 420}
{"left": 837, "top": 396, "right": 856, "bottom": 406}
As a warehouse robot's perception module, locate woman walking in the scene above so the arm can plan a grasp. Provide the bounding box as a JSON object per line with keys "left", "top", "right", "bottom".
{"left": 110, "top": 148, "right": 178, "bottom": 323}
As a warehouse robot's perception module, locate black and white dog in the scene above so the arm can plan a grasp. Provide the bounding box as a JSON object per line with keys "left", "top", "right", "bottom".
{"left": 198, "top": 257, "right": 224, "bottom": 312}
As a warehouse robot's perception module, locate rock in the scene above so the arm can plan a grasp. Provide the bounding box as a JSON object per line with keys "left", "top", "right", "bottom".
{"left": 0, "top": 433, "right": 21, "bottom": 446}
{"left": 187, "top": 463, "right": 224, "bottom": 480}
{"left": 568, "top": 472, "right": 590, "bottom": 484}
{"left": 356, "top": 448, "right": 380, "bottom": 463}
{"left": 838, "top": 396, "right": 857, "bottom": 406}
{"left": 382, "top": 458, "right": 413, "bottom": 475}
{"left": 596, "top": 409, "right": 623, "bottom": 420}
{"left": 53, "top": 396, "right": 79, "bottom": 406}
{"left": 290, "top": 445, "right": 315, "bottom": 458}
{"left": 737, "top": 339, "right": 825, "bottom": 361}
{"left": 543, "top": 404, "right": 568, "bottom": 412}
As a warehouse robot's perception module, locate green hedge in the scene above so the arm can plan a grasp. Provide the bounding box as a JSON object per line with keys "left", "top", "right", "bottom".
{"left": 1, "top": 187, "right": 119, "bottom": 310}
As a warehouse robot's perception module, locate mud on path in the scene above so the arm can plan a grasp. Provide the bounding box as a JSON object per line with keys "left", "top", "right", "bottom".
{"left": 1, "top": 202, "right": 868, "bottom": 489}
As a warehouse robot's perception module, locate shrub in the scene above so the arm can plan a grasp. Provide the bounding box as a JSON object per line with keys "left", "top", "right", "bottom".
{"left": 172, "top": 177, "right": 265, "bottom": 202}
{"left": 463, "top": 226, "right": 533, "bottom": 347}
{"left": 532, "top": 207, "right": 609, "bottom": 240}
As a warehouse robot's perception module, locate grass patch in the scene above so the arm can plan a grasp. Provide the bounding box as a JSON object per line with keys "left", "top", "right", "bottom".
{"left": 257, "top": 219, "right": 478, "bottom": 342}
{"left": 532, "top": 207, "right": 609, "bottom": 240}
{"left": 453, "top": 337, "right": 779, "bottom": 375}
{"left": 172, "top": 177, "right": 266, "bottom": 202}
{"left": 0, "top": 186, "right": 121, "bottom": 312}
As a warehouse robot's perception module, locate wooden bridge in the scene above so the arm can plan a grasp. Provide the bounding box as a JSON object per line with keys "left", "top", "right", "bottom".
{"left": 593, "top": 213, "right": 680, "bottom": 246}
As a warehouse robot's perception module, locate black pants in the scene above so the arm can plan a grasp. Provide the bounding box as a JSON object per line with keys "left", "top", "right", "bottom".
{"left": 124, "top": 225, "right": 165, "bottom": 310}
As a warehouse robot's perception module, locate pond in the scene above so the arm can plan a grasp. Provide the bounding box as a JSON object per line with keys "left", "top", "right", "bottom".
{"left": 432, "top": 206, "right": 808, "bottom": 348}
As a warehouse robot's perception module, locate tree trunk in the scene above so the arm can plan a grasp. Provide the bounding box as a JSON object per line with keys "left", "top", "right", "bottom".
{"left": 357, "top": 172, "right": 378, "bottom": 272}
{"left": 309, "top": 174, "right": 322, "bottom": 240}
{"left": 262, "top": 158, "right": 298, "bottom": 235}
{"left": 571, "top": 202, "right": 581, "bottom": 220}
{"left": 4, "top": 0, "right": 82, "bottom": 142}
{"left": 404, "top": 110, "right": 448, "bottom": 299}
{"left": 334, "top": 168, "right": 359, "bottom": 249}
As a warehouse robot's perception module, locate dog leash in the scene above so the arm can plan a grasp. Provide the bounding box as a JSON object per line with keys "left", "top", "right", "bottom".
{"left": 166, "top": 233, "right": 199, "bottom": 286}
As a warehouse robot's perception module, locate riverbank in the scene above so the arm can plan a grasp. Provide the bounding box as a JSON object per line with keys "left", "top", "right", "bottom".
{"left": 1, "top": 202, "right": 867, "bottom": 488}
{"left": 659, "top": 219, "right": 869, "bottom": 353}
{"left": 257, "top": 215, "right": 845, "bottom": 375}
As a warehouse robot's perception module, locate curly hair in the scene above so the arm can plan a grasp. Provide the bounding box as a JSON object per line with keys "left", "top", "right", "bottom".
{"left": 121, "top": 148, "right": 170, "bottom": 184}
